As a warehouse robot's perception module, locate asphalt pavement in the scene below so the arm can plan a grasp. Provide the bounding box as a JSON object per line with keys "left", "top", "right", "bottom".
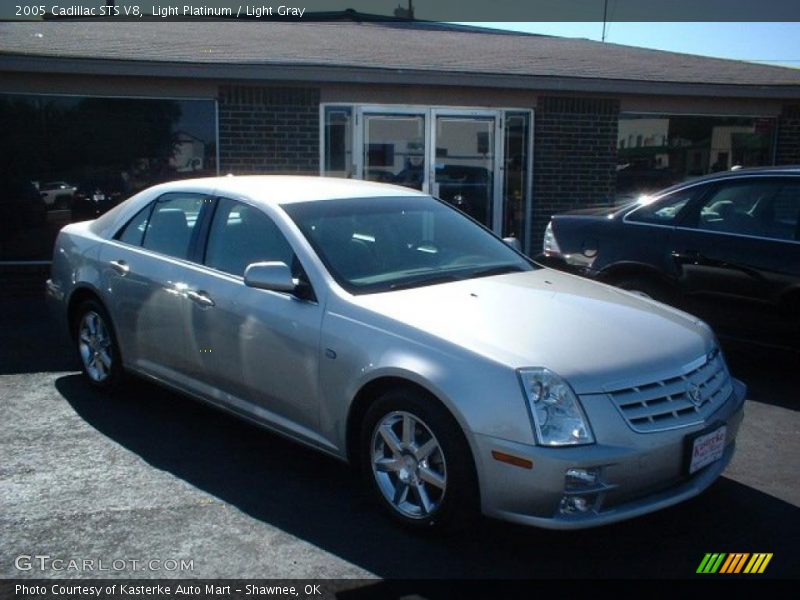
{"left": 1, "top": 294, "right": 798, "bottom": 580}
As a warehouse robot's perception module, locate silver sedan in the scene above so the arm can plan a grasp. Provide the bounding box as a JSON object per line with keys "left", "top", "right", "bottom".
{"left": 47, "top": 176, "right": 746, "bottom": 530}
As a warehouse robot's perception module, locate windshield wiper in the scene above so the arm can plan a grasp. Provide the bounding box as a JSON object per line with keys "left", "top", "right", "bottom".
{"left": 387, "top": 273, "right": 463, "bottom": 291}
{"left": 466, "top": 265, "right": 527, "bottom": 279}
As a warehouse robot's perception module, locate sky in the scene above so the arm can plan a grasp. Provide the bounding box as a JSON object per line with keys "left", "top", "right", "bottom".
{"left": 465, "top": 22, "right": 800, "bottom": 68}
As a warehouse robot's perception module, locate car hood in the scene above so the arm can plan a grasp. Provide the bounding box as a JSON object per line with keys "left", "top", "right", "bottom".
{"left": 351, "top": 269, "right": 713, "bottom": 394}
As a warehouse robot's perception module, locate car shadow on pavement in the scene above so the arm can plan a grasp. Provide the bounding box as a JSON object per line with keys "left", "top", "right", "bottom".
{"left": 722, "top": 341, "right": 800, "bottom": 411}
{"left": 0, "top": 296, "right": 79, "bottom": 375}
{"left": 55, "top": 373, "right": 798, "bottom": 579}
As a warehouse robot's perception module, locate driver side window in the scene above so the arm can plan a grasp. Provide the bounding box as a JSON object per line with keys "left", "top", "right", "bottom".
{"left": 694, "top": 180, "right": 786, "bottom": 239}
{"left": 204, "top": 198, "right": 294, "bottom": 277}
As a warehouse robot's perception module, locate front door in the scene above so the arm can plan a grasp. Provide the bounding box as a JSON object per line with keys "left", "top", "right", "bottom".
{"left": 671, "top": 176, "right": 800, "bottom": 348}
{"left": 178, "top": 197, "right": 324, "bottom": 439}
{"left": 361, "top": 112, "right": 427, "bottom": 191}
{"left": 431, "top": 111, "right": 500, "bottom": 230}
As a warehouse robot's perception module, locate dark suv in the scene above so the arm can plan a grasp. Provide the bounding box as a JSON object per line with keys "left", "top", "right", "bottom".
{"left": 538, "top": 167, "right": 800, "bottom": 351}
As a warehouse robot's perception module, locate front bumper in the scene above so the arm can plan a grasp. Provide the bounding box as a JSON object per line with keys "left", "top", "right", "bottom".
{"left": 472, "top": 378, "right": 746, "bottom": 529}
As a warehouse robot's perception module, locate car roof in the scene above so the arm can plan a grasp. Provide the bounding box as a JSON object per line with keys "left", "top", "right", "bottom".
{"left": 162, "top": 175, "right": 428, "bottom": 204}
{"left": 682, "top": 165, "right": 800, "bottom": 184}
{"left": 642, "top": 165, "right": 800, "bottom": 199}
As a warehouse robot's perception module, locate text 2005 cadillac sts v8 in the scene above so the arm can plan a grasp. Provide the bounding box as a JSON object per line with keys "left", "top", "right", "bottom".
{"left": 47, "top": 176, "right": 746, "bottom": 530}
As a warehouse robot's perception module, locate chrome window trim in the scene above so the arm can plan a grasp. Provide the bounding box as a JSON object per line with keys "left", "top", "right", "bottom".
{"left": 622, "top": 174, "right": 800, "bottom": 244}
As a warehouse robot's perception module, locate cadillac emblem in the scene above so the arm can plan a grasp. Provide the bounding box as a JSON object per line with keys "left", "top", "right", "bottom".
{"left": 688, "top": 384, "right": 705, "bottom": 407}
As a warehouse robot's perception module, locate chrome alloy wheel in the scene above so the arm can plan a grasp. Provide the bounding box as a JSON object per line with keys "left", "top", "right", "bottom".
{"left": 78, "top": 311, "right": 113, "bottom": 382}
{"left": 371, "top": 411, "right": 447, "bottom": 519}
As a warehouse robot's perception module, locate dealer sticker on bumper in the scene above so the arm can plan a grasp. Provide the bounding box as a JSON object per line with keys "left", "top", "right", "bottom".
{"left": 689, "top": 425, "right": 727, "bottom": 474}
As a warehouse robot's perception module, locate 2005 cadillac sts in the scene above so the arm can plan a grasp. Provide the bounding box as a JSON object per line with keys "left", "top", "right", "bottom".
{"left": 47, "top": 176, "right": 746, "bottom": 530}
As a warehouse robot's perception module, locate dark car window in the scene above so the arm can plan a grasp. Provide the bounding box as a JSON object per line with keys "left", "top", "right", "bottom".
{"left": 115, "top": 204, "right": 153, "bottom": 247}
{"left": 204, "top": 198, "right": 294, "bottom": 277}
{"left": 769, "top": 182, "right": 800, "bottom": 241}
{"left": 141, "top": 193, "right": 206, "bottom": 260}
{"left": 693, "top": 179, "right": 799, "bottom": 241}
{"left": 626, "top": 188, "right": 697, "bottom": 225}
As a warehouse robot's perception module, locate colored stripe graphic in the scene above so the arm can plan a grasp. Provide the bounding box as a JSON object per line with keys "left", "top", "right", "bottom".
{"left": 744, "top": 553, "right": 773, "bottom": 574}
{"left": 697, "top": 553, "right": 726, "bottom": 573}
{"left": 697, "top": 552, "right": 773, "bottom": 574}
{"left": 720, "top": 553, "right": 749, "bottom": 573}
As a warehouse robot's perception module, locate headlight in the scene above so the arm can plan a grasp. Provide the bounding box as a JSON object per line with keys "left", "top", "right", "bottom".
{"left": 518, "top": 368, "right": 594, "bottom": 446}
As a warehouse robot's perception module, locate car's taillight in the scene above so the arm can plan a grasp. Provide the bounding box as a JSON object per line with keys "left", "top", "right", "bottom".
{"left": 543, "top": 220, "right": 561, "bottom": 255}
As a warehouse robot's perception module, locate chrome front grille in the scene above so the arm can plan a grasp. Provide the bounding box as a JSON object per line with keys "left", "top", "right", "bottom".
{"left": 607, "top": 350, "right": 732, "bottom": 433}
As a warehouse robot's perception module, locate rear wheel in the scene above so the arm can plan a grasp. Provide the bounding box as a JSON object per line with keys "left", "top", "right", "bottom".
{"left": 361, "top": 388, "right": 478, "bottom": 531}
{"left": 74, "top": 300, "right": 123, "bottom": 389}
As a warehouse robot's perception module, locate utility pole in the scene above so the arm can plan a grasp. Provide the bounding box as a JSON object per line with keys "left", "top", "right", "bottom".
{"left": 601, "top": 0, "right": 608, "bottom": 42}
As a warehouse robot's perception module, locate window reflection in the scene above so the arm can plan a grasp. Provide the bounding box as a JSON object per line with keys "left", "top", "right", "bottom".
{"left": 0, "top": 94, "right": 216, "bottom": 261}
{"left": 616, "top": 114, "right": 776, "bottom": 203}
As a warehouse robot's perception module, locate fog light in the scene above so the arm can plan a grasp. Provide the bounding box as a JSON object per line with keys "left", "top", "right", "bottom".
{"left": 565, "top": 468, "right": 598, "bottom": 490}
{"left": 559, "top": 495, "right": 593, "bottom": 515}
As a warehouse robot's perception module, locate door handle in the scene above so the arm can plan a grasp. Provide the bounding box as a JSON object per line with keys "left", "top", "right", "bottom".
{"left": 671, "top": 250, "right": 703, "bottom": 263}
{"left": 186, "top": 289, "right": 215, "bottom": 308}
{"left": 110, "top": 260, "right": 130, "bottom": 275}
{"left": 672, "top": 251, "right": 727, "bottom": 268}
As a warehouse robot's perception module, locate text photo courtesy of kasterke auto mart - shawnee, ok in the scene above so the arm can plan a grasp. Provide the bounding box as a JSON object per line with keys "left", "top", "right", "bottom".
{"left": 1, "top": 0, "right": 799, "bottom": 596}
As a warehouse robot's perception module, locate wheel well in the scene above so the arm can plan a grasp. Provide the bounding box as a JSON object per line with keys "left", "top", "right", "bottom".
{"left": 345, "top": 377, "right": 450, "bottom": 466}
{"left": 599, "top": 263, "right": 671, "bottom": 288}
{"left": 66, "top": 287, "right": 103, "bottom": 339}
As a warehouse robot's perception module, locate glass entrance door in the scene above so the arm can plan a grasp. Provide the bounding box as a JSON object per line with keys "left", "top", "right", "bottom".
{"left": 361, "top": 113, "right": 427, "bottom": 191}
{"left": 347, "top": 106, "right": 531, "bottom": 250}
{"left": 431, "top": 113, "right": 498, "bottom": 229}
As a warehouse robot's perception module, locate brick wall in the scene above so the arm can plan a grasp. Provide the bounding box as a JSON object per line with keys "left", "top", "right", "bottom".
{"left": 218, "top": 85, "right": 320, "bottom": 174}
{"left": 776, "top": 104, "right": 800, "bottom": 165}
{"left": 531, "top": 96, "right": 619, "bottom": 250}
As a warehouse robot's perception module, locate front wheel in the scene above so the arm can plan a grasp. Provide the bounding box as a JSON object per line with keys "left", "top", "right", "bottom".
{"left": 75, "top": 300, "right": 123, "bottom": 389}
{"left": 361, "top": 389, "right": 478, "bottom": 531}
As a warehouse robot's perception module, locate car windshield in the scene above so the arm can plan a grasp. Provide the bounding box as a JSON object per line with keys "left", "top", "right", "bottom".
{"left": 282, "top": 195, "right": 535, "bottom": 294}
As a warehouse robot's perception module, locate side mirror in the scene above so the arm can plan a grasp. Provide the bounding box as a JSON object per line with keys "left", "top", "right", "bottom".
{"left": 503, "top": 236, "right": 522, "bottom": 252}
{"left": 244, "top": 261, "right": 295, "bottom": 293}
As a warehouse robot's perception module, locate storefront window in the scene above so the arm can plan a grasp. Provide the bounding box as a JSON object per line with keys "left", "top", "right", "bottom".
{"left": 616, "top": 114, "right": 776, "bottom": 202}
{"left": 0, "top": 94, "right": 216, "bottom": 262}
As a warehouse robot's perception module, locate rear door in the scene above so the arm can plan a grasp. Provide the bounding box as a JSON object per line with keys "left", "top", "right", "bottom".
{"left": 100, "top": 192, "right": 211, "bottom": 378}
{"left": 670, "top": 176, "right": 800, "bottom": 347}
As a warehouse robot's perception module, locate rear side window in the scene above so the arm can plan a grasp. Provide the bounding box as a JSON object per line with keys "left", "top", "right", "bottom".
{"left": 141, "top": 193, "right": 206, "bottom": 260}
{"left": 115, "top": 204, "right": 152, "bottom": 246}
{"left": 626, "top": 188, "right": 698, "bottom": 225}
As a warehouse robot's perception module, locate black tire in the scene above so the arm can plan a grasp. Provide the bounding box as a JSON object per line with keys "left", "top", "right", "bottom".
{"left": 73, "top": 299, "right": 124, "bottom": 389}
{"left": 360, "top": 388, "right": 478, "bottom": 531}
{"left": 614, "top": 277, "right": 671, "bottom": 303}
